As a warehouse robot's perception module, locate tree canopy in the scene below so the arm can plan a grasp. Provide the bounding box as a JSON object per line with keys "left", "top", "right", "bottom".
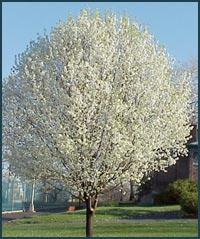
{"left": 3, "top": 10, "right": 193, "bottom": 236}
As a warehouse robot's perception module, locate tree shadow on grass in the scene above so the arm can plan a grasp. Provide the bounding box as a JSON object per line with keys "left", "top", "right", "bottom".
{"left": 95, "top": 208, "right": 182, "bottom": 220}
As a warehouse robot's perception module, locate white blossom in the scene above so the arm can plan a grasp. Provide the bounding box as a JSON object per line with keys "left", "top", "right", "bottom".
{"left": 3, "top": 9, "right": 192, "bottom": 206}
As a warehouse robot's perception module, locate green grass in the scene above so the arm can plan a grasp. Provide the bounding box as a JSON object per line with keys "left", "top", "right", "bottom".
{"left": 3, "top": 205, "right": 198, "bottom": 237}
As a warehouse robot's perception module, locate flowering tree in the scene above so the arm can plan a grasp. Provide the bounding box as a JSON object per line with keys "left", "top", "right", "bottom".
{"left": 3, "top": 79, "right": 50, "bottom": 211}
{"left": 182, "top": 59, "right": 198, "bottom": 123}
{"left": 3, "top": 10, "right": 192, "bottom": 237}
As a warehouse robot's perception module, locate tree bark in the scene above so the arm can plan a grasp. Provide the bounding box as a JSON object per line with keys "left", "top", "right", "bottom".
{"left": 78, "top": 192, "right": 81, "bottom": 208}
{"left": 22, "top": 182, "right": 26, "bottom": 212}
{"left": 86, "top": 197, "right": 94, "bottom": 237}
{"left": 129, "top": 180, "right": 134, "bottom": 201}
{"left": 29, "top": 178, "right": 36, "bottom": 212}
{"left": 120, "top": 182, "right": 123, "bottom": 202}
{"left": 45, "top": 193, "right": 48, "bottom": 203}
{"left": 11, "top": 176, "right": 16, "bottom": 211}
{"left": 85, "top": 196, "right": 98, "bottom": 237}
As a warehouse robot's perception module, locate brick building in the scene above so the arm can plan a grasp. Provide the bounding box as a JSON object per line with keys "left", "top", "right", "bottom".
{"left": 151, "top": 124, "right": 198, "bottom": 192}
{"left": 138, "top": 124, "right": 198, "bottom": 203}
{"left": 99, "top": 124, "right": 198, "bottom": 204}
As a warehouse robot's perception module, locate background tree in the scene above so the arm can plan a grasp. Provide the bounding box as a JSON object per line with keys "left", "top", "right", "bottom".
{"left": 3, "top": 10, "right": 192, "bottom": 237}
{"left": 183, "top": 59, "right": 198, "bottom": 123}
{"left": 3, "top": 79, "right": 50, "bottom": 211}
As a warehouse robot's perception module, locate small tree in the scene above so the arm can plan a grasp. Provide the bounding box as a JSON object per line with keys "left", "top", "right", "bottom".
{"left": 3, "top": 84, "right": 49, "bottom": 211}
{"left": 3, "top": 10, "right": 192, "bottom": 236}
{"left": 2, "top": 135, "right": 44, "bottom": 212}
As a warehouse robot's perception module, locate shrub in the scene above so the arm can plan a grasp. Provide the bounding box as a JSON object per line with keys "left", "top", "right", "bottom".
{"left": 153, "top": 179, "right": 197, "bottom": 205}
{"left": 180, "top": 192, "right": 198, "bottom": 217}
{"left": 167, "top": 179, "right": 197, "bottom": 203}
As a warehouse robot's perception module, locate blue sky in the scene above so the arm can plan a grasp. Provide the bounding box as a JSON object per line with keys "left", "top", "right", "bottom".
{"left": 2, "top": 2, "right": 198, "bottom": 78}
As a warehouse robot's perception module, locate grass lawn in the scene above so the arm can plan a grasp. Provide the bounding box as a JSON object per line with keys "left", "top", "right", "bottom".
{"left": 3, "top": 205, "right": 198, "bottom": 237}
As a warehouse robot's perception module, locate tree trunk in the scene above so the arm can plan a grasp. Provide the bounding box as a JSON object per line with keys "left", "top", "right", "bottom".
{"left": 120, "top": 190, "right": 123, "bottom": 202}
{"left": 11, "top": 176, "right": 16, "bottom": 211}
{"left": 86, "top": 197, "right": 94, "bottom": 237}
{"left": 129, "top": 180, "right": 134, "bottom": 201}
{"left": 53, "top": 191, "right": 57, "bottom": 203}
{"left": 22, "top": 182, "right": 26, "bottom": 212}
{"left": 45, "top": 193, "right": 48, "bottom": 203}
{"left": 120, "top": 182, "right": 123, "bottom": 202}
{"left": 29, "top": 178, "right": 36, "bottom": 212}
{"left": 85, "top": 196, "right": 98, "bottom": 237}
{"left": 78, "top": 192, "right": 81, "bottom": 208}
{"left": 86, "top": 209, "right": 94, "bottom": 237}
